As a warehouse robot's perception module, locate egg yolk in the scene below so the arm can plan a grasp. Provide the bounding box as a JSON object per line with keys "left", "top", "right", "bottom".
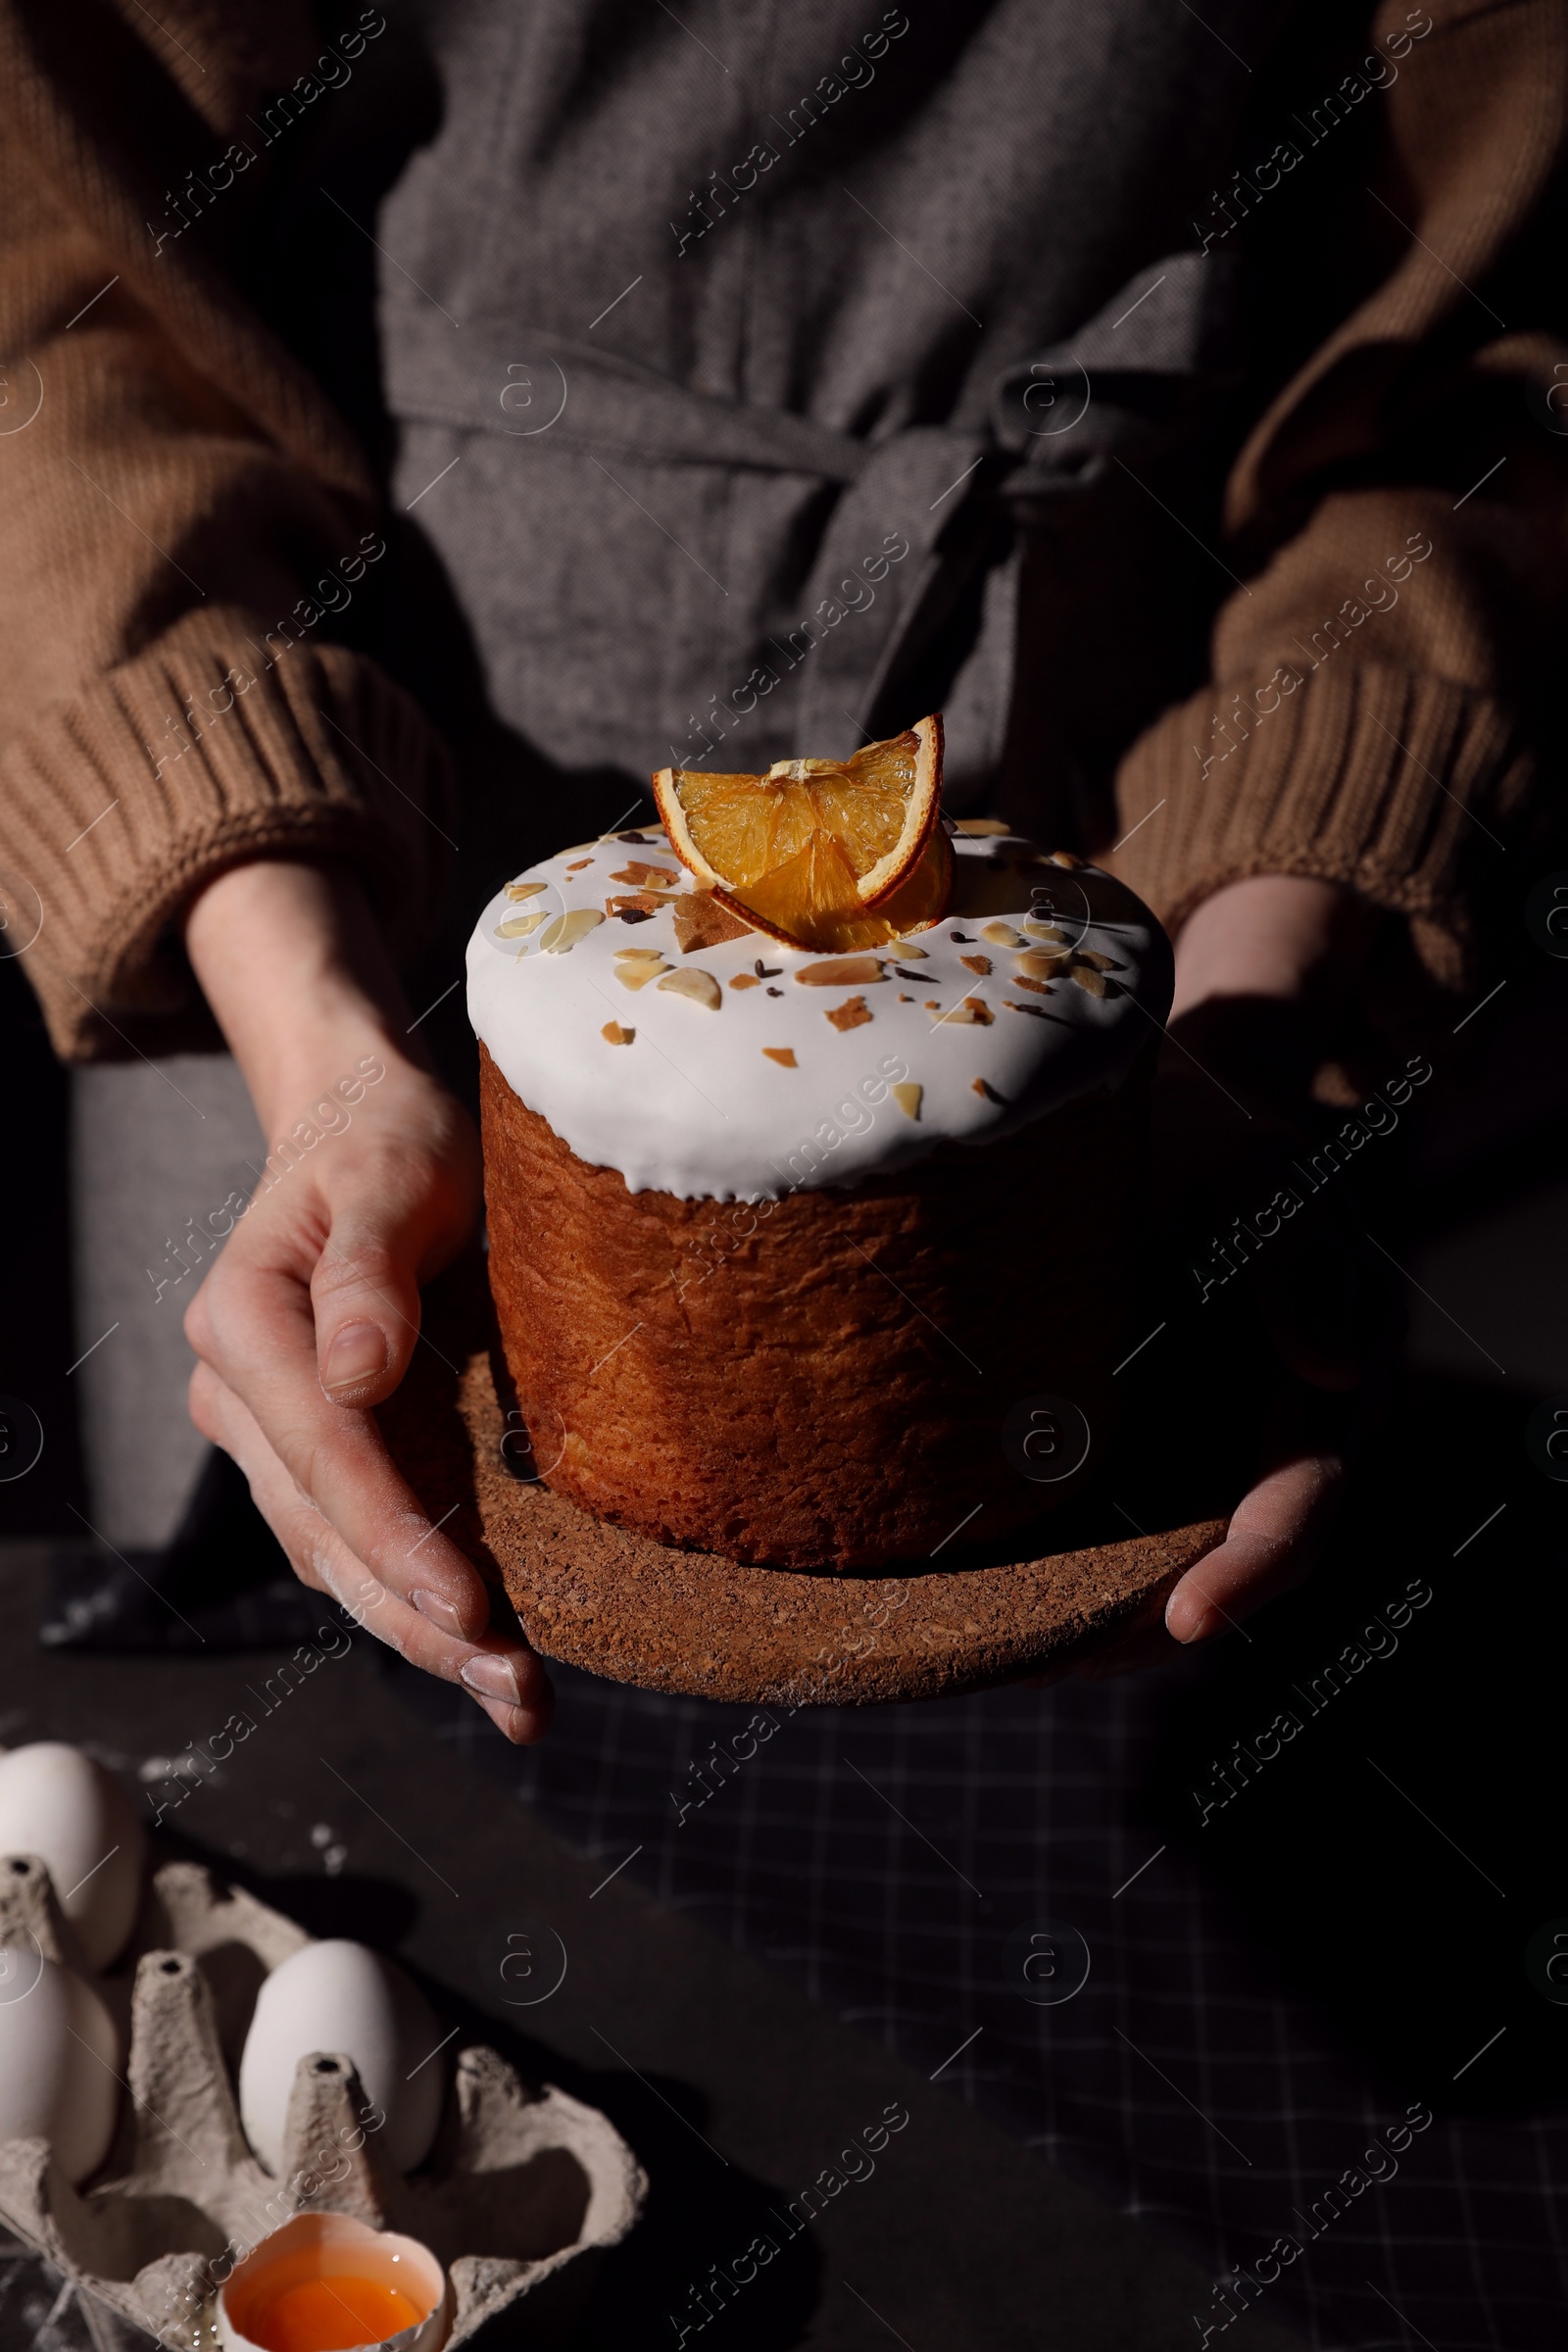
{"left": 244, "top": 2275, "right": 422, "bottom": 2351}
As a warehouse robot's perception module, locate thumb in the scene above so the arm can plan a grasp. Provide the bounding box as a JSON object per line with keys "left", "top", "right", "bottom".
{"left": 311, "top": 1211, "right": 423, "bottom": 1408}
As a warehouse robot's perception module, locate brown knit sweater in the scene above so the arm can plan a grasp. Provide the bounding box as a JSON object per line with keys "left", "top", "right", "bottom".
{"left": 1, "top": 0, "right": 1564, "bottom": 1060}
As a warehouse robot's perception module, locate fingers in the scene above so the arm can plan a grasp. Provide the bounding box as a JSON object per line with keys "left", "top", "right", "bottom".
{"left": 189, "top": 1245, "right": 490, "bottom": 1643}
{"left": 311, "top": 1213, "right": 424, "bottom": 1411}
{"left": 1165, "top": 1449, "right": 1344, "bottom": 1645}
{"left": 190, "top": 1363, "right": 553, "bottom": 1742}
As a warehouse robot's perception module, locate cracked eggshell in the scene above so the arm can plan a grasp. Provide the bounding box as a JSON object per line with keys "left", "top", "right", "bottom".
{"left": 218, "top": 2214, "right": 451, "bottom": 2352}
{"left": 0, "top": 1950, "right": 121, "bottom": 2183}
{"left": 0, "top": 1743, "right": 145, "bottom": 1970}
{"left": 238, "top": 1940, "right": 444, "bottom": 2176}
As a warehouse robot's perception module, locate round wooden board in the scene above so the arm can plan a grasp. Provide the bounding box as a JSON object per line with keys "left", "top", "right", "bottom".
{"left": 379, "top": 1265, "right": 1228, "bottom": 1705}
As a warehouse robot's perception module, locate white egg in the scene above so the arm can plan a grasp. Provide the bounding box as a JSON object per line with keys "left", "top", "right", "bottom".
{"left": 238, "top": 1940, "right": 445, "bottom": 2177}
{"left": 0, "top": 1743, "right": 146, "bottom": 1971}
{"left": 0, "top": 1949, "right": 121, "bottom": 2182}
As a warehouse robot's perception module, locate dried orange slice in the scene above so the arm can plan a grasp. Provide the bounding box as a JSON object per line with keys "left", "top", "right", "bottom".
{"left": 652, "top": 716, "right": 949, "bottom": 952}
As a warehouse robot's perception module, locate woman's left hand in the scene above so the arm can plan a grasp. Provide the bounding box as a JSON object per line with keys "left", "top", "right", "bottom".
{"left": 1067, "top": 871, "right": 1397, "bottom": 1681}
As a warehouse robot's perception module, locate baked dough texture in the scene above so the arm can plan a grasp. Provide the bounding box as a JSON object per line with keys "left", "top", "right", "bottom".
{"left": 480, "top": 1041, "right": 1152, "bottom": 1570}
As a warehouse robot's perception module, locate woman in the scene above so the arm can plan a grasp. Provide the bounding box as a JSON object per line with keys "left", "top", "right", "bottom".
{"left": 2, "top": 0, "right": 1562, "bottom": 1736}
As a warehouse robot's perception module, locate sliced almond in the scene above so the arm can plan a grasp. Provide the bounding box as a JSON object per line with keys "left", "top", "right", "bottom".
{"left": 1015, "top": 948, "right": 1067, "bottom": 980}
{"left": 729, "top": 971, "right": 761, "bottom": 991}
{"left": 1023, "top": 920, "right": 1070, "bottom": 944}
{"left": 825, "top": 995, "right": 872, "bottom": 1032}
{"left": 613, "top": 945, "right": 666, "bottom": 962}
{"left": 762, "top": 1046, "right": 797, "bottom": 1068}
{"left": 658, "top": 966, "right": 722, "bottom": 1010}
{"left": 954, "top": 817, "right": 1011, "bottom": 836}
{"left": 539, "top": 908, "right": 605, "bottom": 953}
{"left": 891, "top": 942, "right": 929, "bottom": 959}
{"left": 959, "top": 954, "right": 992, "bottom": 977}
{"left": 936, "top": 996, "right": 994, "bottom": 1026}
{"left": 980, "top": 921, "right": 1027, "bottom": 949}
{"left": 891, "top": 1081, "right": 923, "bottom": 1121}
{"left": 1013, "top": 974, "right": 1052, "bottom": 996}
{"left": 566, "top": 858, "right": 594, "bottom": 872}
{"left": 1067, "top": 963, "right": 1107, "bottom": 997}
{"left": 610, "top": 859, "right": 678, "bottom": 888}
{"left": 616, "top": 957, "right": 670, "bottom": 991}
{"left": 601, "top": 1020, "right": 634, "bottom": 1045}
{"left": 495, "top": 910, "right": 548, "bottom": 939}
{"left": 504, "top": 879, "right": 548, "bottom": 902}
{"left": 795, "top": 956, "right": 886, "bottom": 988}
{"left": 1073, "top": 949, "right": 1115, "bottom": 971}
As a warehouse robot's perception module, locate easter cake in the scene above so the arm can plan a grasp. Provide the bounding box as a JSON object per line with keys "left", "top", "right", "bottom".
{"left": 465, "top": 718, "right": 1173, "bottom": 1572}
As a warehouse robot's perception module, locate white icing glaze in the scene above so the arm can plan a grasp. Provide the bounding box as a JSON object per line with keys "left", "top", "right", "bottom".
{"left": 466, "top": 828, "right": 1173, "bottom": 1201}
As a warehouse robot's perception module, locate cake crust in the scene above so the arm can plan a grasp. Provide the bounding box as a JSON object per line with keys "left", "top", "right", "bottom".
{"left": 480, "top": 1041, "right": 1152, "bottom": 1570}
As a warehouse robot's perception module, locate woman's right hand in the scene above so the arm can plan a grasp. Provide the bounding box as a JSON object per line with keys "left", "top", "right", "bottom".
{"left": 180, "top": 858, "right": 553, "bottom": 1744}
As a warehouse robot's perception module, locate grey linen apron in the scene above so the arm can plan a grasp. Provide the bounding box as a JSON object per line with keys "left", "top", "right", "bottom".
{"left": 376, "top": 0, "right": 1284, "bottom": 833}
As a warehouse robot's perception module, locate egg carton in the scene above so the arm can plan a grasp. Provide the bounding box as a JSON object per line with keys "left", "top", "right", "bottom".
{"left": 0, "top": 1849, "right": 646, "bottom": 2349}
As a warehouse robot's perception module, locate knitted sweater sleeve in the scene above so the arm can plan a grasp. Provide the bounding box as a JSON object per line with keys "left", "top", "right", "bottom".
{"left": 1106, "top": 0, "right": 1568, "bottom": 997}
{"left": 0, "top": 0, "right": 452, "bottom": 1060}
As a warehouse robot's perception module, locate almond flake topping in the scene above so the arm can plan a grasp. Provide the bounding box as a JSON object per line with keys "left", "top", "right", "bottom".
{"left": 495, "top": 911, "right": 548, "bottom": 938}
{"left": 729, "top": 972, "right": 761, "bottom": 990}
{"left": 891, "top": 942, "right": 929, "bottom": 958}
{"left": 936, "top": 996, "right": 995, "bottom": 1026}
{"left": 609, "top": 859, "right": 678, "bottom": 887}
{"left": 959, "top": 954, "right": 992, "bottom": 977}
{"left": 761, "top": 1047, "right": 798, "bottom": 1067}
{"left": 601, "top": 1020, "right": 634, "bottom": 1045}
{"left": 980, "top": 921, "right": 1027, "bottom": 949}
{"left": 539, "top": 908, "right": 605, "bottom": 953}
{"left": 796, "top": 956, "right": 886, "bottom": 988}
{"left": 615, "top": 957, "right": 670, "bottom": 991}
{"left": 504, "top": 879, "right": 548, "bottom": 902}
{"left": 1068, "top": 963, "right": 1107, "bottom": 997}
{"left": 1015, "top": 948, "right": 1068, "bottom": 979}
{"left": 566, "top": 858, "right": 594, "bottom": 871}
{"left": 658, "top": 966, "right": 722, "bottom": 1010}
{"left": 1023, "top": 920, "right": 1070, "bottom": 944}
{"left": 891, "top": 1081, "right": 923, "bottom": 1120}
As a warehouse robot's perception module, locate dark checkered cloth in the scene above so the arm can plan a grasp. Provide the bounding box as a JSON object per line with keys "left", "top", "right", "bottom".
{"left": 393, "top": 1518, "right": 1568, "bottom": 2352}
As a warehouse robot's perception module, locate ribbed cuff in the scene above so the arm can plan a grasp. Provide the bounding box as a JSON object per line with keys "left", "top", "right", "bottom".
{"left": 1104, "top": 660, "right": 1532, "bottom": 990}
{"left": 2, "top": 606, "right": 456, "bottom": 1059}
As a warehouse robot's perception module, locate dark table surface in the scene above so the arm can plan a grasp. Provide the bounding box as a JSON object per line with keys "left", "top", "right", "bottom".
{"left": 0, "top": 1539, "right": 1307, "bottom": 2352}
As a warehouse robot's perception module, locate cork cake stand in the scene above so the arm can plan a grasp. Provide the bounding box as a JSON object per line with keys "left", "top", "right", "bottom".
{"left": 379, "top": 1265, "right": 1227, "bottom": 1705}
